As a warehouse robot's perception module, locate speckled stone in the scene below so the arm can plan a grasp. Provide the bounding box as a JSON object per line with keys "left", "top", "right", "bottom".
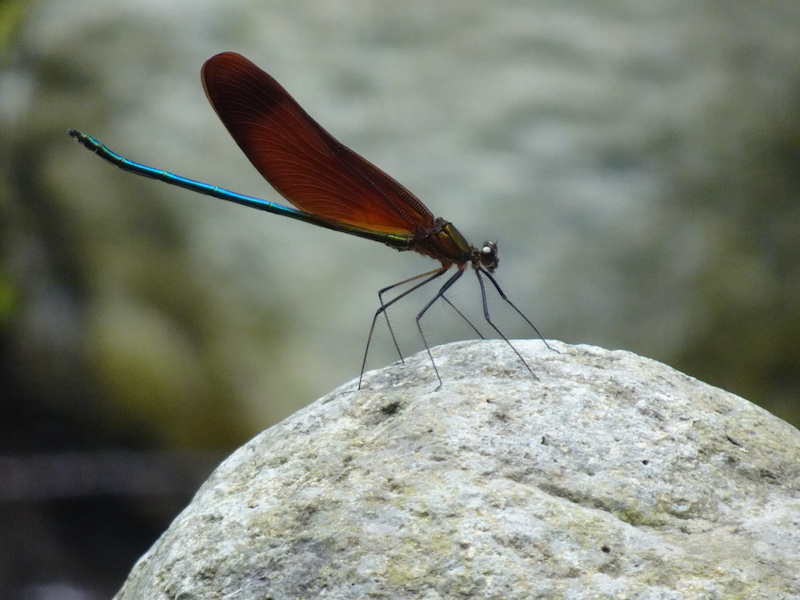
{"left": 114, "top": 340, "right": 800, "bottom": 599}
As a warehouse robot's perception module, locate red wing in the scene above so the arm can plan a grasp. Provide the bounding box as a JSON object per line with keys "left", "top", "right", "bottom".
{"left": 201, "top": 52, "right": 434, "bottom": 235}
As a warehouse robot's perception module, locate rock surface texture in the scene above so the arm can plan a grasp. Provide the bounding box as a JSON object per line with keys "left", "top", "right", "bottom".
{"left": 114, "top": 341, "right": 800, "bottom": 599}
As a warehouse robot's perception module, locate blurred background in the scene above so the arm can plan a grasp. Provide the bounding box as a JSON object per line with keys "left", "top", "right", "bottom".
{"left": 1, "top": 0, "right": 799, "bottom": 597}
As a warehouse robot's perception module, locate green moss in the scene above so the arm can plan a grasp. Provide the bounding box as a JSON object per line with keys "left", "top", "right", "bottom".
{"left": 0, "top": 271, "right": 19, "bottom": 330}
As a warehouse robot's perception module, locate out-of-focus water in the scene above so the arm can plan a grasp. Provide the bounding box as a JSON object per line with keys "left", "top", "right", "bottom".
{"left": 5, "top": 0, "right": 800, "bottom": 435}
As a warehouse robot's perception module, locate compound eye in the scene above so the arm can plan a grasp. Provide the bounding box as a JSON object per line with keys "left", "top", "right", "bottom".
{"left": 479, "top": 241, "right": 499, "bottom": 271}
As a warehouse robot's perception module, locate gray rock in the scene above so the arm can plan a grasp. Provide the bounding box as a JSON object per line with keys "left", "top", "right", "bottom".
{"left": 114, "top": 340, "right": 800, "bottom": 599}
